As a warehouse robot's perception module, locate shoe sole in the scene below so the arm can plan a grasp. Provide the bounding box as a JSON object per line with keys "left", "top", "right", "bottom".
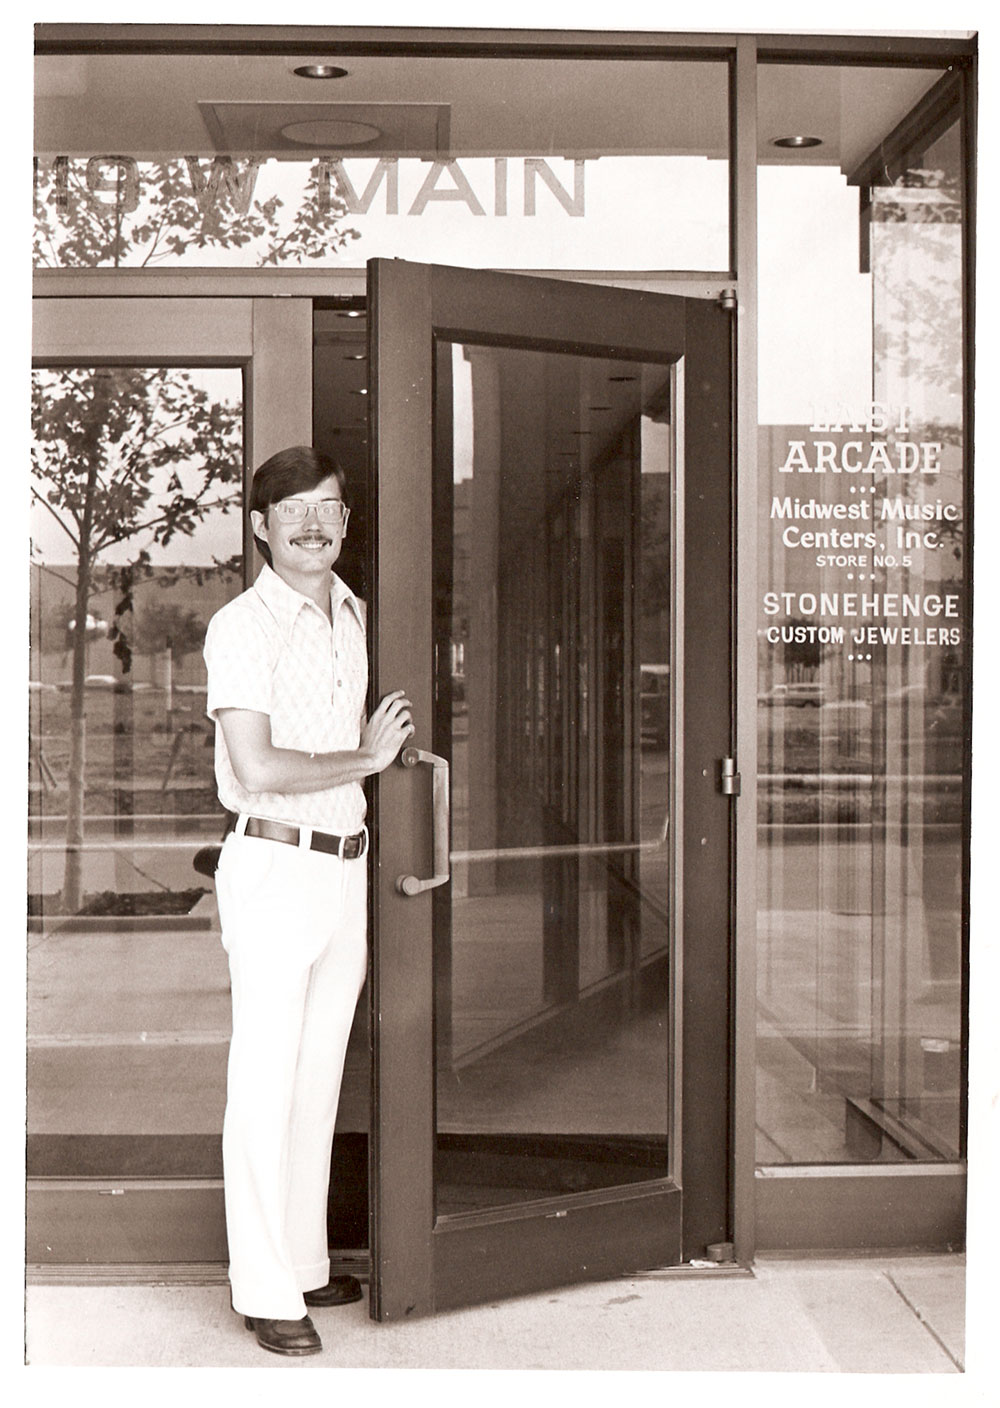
{"left": 303, "top": 1291, "right": 363, "bottom": 1307}
{"left": 244, "top": 1316, "right": 322, "bottom": 1355}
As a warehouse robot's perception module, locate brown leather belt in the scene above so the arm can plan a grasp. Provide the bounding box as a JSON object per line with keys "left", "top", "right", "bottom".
{"left": 241, "top": 815, "right": 368, "bottom": 860}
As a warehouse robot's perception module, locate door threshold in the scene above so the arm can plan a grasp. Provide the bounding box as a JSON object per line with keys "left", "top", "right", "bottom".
{"left": 26, "top": 1251, "right": 370, "bottom": 1287}
{"left": 632, "top": 1262, "right": 753, "bottom": 1281}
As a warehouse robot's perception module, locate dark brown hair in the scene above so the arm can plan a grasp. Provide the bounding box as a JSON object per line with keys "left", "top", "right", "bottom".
{"left": 249, "top": 446, "right": 347, "bottom": 566}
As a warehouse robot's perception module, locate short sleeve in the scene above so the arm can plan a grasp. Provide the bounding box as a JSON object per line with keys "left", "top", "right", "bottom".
{"left": 204, "top": 605, "right": 275, "bottom": 720}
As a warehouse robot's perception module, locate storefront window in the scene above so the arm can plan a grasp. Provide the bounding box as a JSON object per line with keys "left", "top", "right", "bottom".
{"left": 756, "top": 66, "right": 967, "bottom": 1163}
{"left": 28, "top": 34, "right": 975, "bottom": 1278}
{"left": 33, "top": 52, "right": 730, "bottom": 272}
{"left": 28, "top": 365, "right": 242, "bottom": 1181}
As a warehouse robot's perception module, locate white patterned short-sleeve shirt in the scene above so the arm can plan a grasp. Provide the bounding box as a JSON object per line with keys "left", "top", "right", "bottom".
{"left": 204, "top": 564, "right": 368, "bottom": 832}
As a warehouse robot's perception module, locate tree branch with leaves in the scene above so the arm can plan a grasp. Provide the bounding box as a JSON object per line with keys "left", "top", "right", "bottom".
{"left": 31, "top": 366, "right": 242, "bottom": 911}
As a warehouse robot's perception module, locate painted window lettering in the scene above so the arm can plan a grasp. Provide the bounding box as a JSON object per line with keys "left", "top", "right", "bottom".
{"left": 39, "top": 154, "right": 590, "bottom": 220}
{"left": 777, "top": 439, "right": 942, "bottom": 473}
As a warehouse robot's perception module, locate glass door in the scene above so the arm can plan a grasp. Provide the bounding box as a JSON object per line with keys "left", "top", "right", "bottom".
{"left": 28, "top": 296, "right": 312, "bottom": 1264}
{"left": 368, "top": 261, "right": 734, "bottom": 1317}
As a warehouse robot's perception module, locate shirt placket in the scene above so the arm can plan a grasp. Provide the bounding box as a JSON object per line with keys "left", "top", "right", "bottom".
{"left": 300, "top": 607, "right": 335, "bottom": 748}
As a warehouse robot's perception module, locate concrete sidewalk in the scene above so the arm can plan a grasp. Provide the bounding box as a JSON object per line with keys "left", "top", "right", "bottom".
{"left": 23, "top": 1253, "right": 968, "bottom": 1373}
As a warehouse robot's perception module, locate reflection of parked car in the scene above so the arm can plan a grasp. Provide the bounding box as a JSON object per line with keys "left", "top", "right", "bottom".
{"left": 57, "top": 675, "right": 150, "bottom": 692}
{"left": 759, "top": 682, "right": 825, "bottom": 707}
{"left": 784, "top": 683, "right": 825, "bottom": 706}
{"left": 885, "top": 683, "right": 926, "bottom": 705}
{"left": 820, "top": 698, "right": 869, "bottom": 717}
{"left": 640, "top": 664, "right": 670, "bottom": 745}
{"left": 57, "top": 675, "right": 158, "bottom": 694}
{"left": 819, "top": 696, "right": 878, "bottom": 755}
{"left": 819, "top": 697, "right": 872, "bottom": 735}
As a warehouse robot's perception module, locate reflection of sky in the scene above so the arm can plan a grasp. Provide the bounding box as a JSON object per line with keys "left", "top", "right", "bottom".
{"left": 179, "top": 157, "right": 878, "bottom": 426}
{"left": 326, "top": 157, "right": 731, "bottom": 271}
{"left": 106, "top": 155, "right": 730, "bottom": 274}
{"left": 452, "top": 346, "right": 473, "bottom": 482}
{"left": 31, "top": 366, "right": 244, "bottom": 568}
{"left": 758, "top": 166, "right": 873, "bottom": 427}
{"left": 641, "top": 418, "right": 671, "bottom": 474}
{"left": 759, "top": 165, "right": 962, "bottom": 430}
{"left": 33, "top": 159, "right": 949, "bottom": 565}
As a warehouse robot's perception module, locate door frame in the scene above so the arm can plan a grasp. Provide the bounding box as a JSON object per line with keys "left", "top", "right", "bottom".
{"left": 368, "top": 258, "right": 735, "bottom": 1317}
{"left": 28, "top": 268, "right": 755, "bottom": 1283}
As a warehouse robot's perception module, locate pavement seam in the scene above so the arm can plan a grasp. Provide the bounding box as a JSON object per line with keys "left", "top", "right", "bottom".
{"left": 884, "top": 1270, "right": 964, "bottom": 1372}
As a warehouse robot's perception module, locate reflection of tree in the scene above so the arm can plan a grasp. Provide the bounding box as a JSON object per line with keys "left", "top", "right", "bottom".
{"left": 33, "top": 157, "right": 360, "bottom": 268}
{"left": 871, "top": 151, "right": 965, "bottom": 710}
{"left": 31, "top": 367, "right": 241, "bottom": 911}
{"left": 35, "top": 592, "right": 106, "bottom": 660}
{"left": 32, "top": 154, "right": 362, "bottom": 909}
{"left": 871, "top": 164, "right": 964, "bottom": 495}
{"left": 777, "top": 617, "right": 833, "bottom": 675}
{"left": 131, "top": 600, "right": 206, "bottom": 662}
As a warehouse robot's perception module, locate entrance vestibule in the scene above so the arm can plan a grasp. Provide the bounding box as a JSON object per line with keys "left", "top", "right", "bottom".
{"left": 29, "top": 265, "right": 735, "bottom": 1317}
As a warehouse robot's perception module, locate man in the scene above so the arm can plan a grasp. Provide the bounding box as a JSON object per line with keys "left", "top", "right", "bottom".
{"left": 203, "top": 446, "right": 413, "bottom": 1357}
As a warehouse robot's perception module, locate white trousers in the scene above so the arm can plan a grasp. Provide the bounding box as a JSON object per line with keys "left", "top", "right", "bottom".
{"left": 215, "top": 826, "right": 368, "bottom": 1319}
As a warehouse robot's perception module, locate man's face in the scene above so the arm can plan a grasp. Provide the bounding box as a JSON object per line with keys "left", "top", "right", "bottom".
{"left": 250, "top": 475, "right": 349, "bottom": 581}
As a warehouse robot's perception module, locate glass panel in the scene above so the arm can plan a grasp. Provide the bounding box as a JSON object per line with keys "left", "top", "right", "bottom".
{"left": 433, "top": 339, "right": 675, "bottom": 1215}
{"left": 28, "top": 366, "right": 242, "bottom": 1180}
{"left": 756, "top": 67, "right": 966, "bottom": 1164}
{"left": 34, "top": 52, "right": 729, "bottom": 272}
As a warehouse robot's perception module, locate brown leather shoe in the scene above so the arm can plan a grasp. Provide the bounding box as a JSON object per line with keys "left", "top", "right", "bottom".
{"left": 243, "top": 1314, "right": 322, "bottom": 1356}
{"left": 303, "top": 1275, "right": 364, "bottom": 1307}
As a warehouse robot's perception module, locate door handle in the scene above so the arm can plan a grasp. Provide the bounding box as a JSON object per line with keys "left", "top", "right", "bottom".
{"left": 395, "top": 745, "right": 450, "bottom": 896}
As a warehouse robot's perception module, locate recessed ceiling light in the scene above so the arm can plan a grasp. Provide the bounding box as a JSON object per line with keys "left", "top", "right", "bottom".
{"left": 773, "top": 135, "right": 823, "bottom": 149}
{"left": 280, "top": 119, "right": 381, "bottom": 148}
{"left": 293, "top": 64, "right": 349, "bottom": 80}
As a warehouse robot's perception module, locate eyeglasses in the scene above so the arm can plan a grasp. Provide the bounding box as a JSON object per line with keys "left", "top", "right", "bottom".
{"left": 271, "top": 498, "right": 350, "bottom": 526}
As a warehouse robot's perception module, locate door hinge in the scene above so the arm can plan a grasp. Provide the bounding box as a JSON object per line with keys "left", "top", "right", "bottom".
{"left": 718, "top": 287, "right": 737, "bottom": 311}
{"left": 720, "top": 757, "right": 741, "bottom": 795}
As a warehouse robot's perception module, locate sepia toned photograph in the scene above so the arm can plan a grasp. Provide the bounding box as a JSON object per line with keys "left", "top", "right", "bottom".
{"left": 22, "top": 8, "right": 989, "bottom": 1385}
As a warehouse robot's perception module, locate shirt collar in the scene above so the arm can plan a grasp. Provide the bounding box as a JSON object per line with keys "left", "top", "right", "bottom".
{"left": 253, "top": 563, "right": 365, "bottom": 641}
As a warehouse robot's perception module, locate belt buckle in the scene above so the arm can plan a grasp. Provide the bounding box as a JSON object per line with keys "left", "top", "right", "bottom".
{"left": 340, "top": 831, "right": 365, "bottom": 861}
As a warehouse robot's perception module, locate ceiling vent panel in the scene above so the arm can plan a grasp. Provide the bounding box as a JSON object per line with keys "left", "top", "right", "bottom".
{"left": 198, "top": 102, "right": 451, "bottom": 158}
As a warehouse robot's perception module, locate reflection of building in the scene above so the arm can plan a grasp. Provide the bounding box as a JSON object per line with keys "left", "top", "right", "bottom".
{"left": 30, "top": 563, "right": 240, "bottom": 687}
{"left": 28, "top": 24, "right": 975, "bottom": 1323}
